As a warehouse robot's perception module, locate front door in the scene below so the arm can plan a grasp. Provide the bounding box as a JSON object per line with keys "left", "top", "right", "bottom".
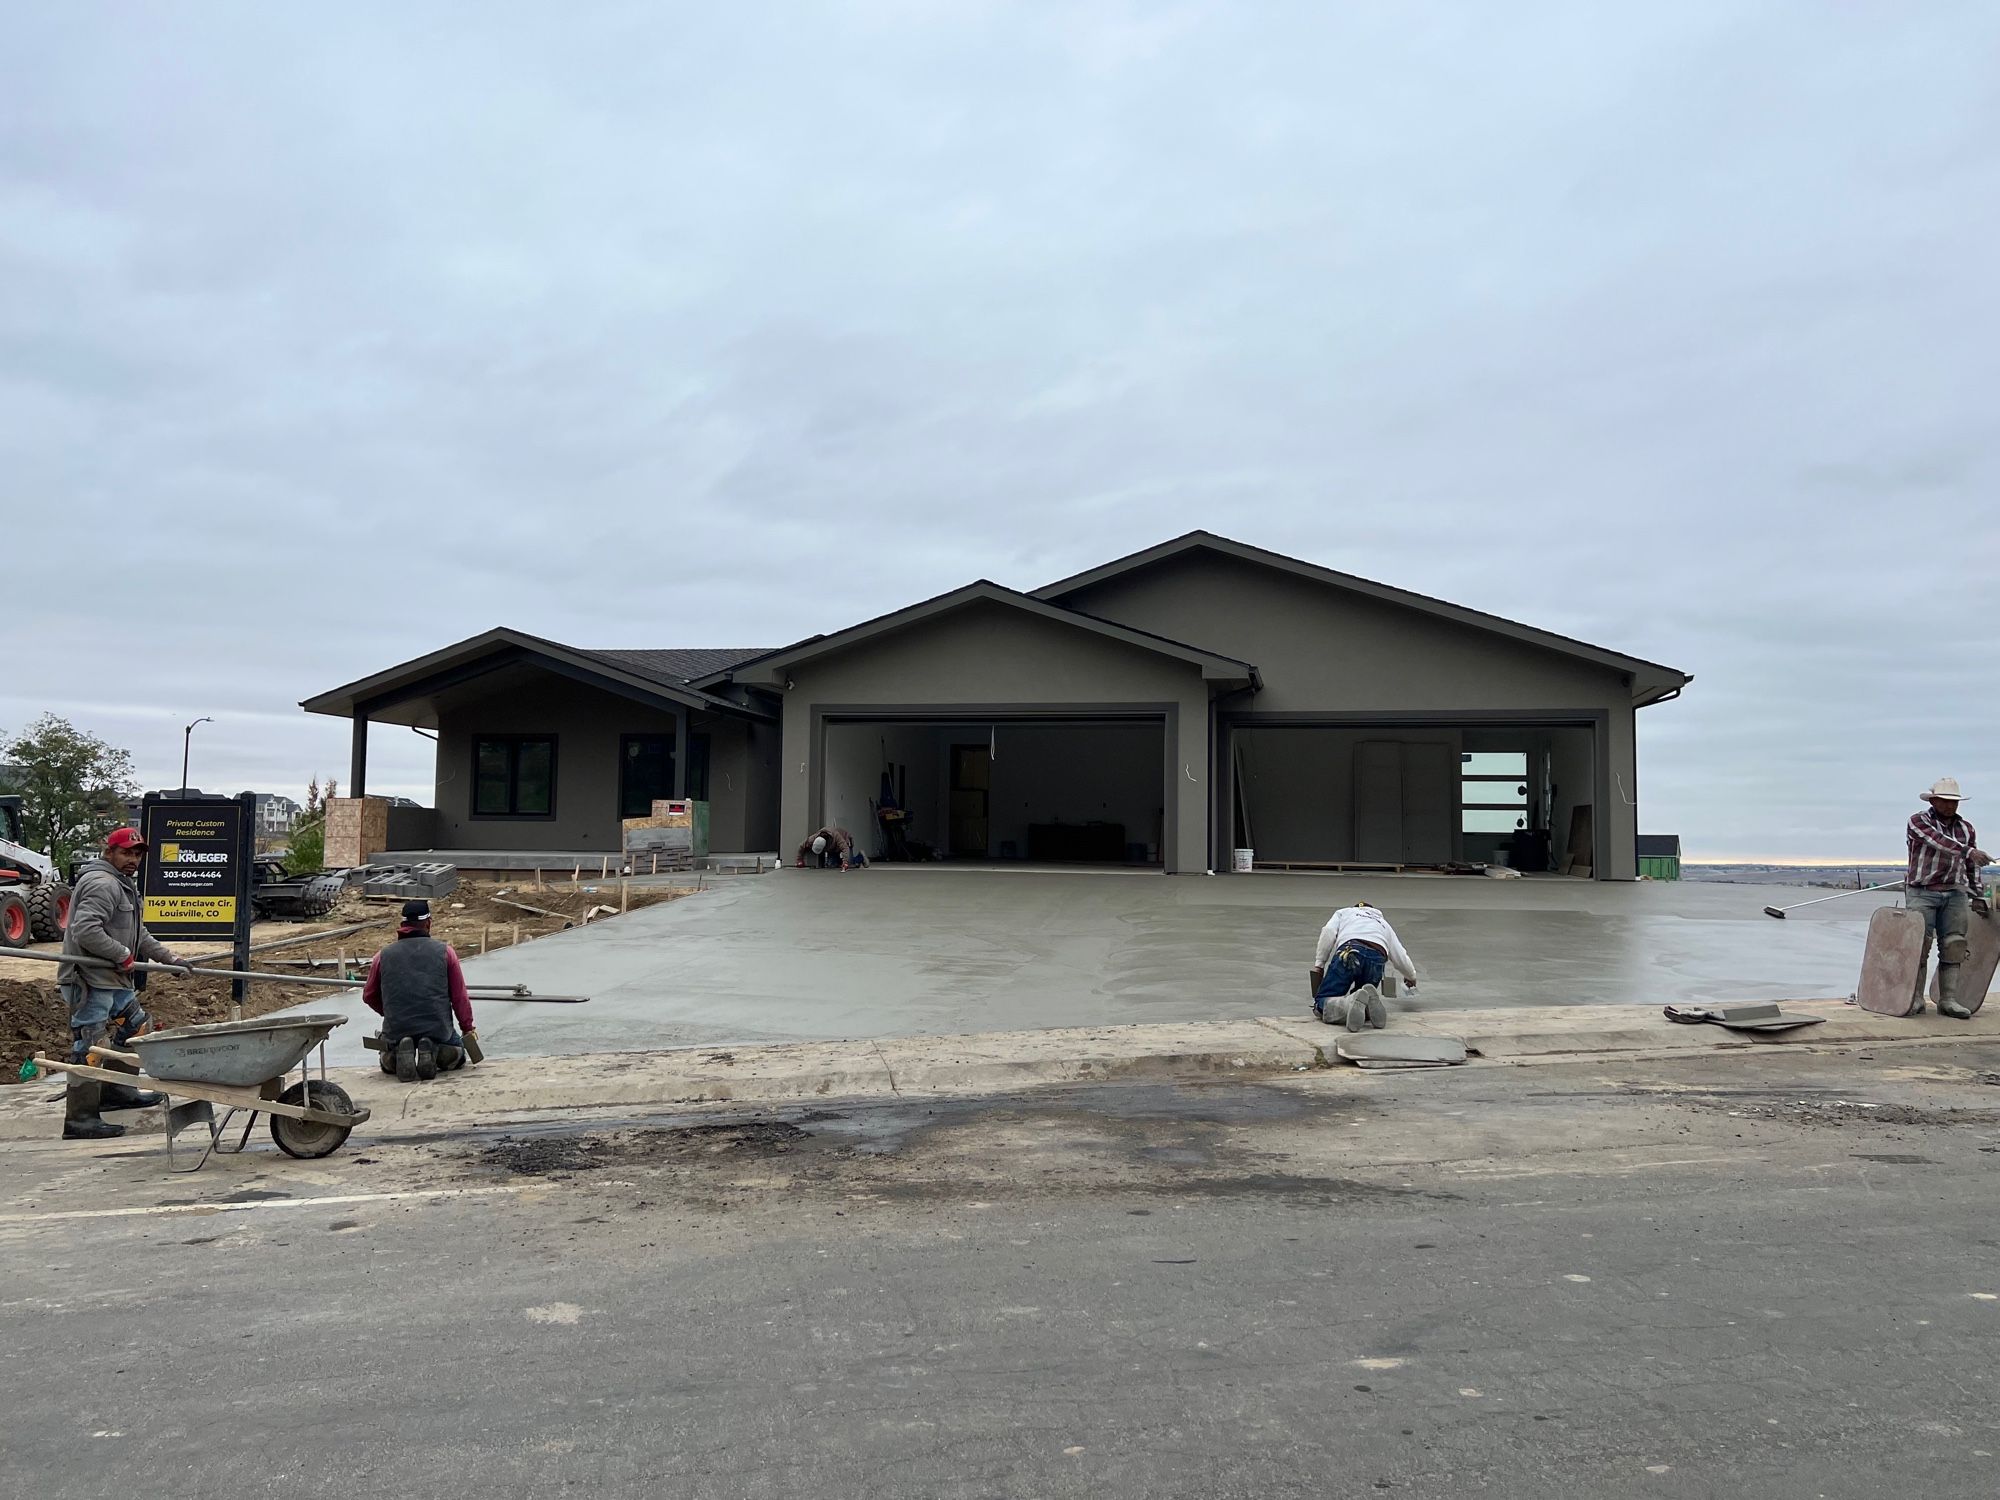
{"left": 620, "top": 735, "right": 675, "bottom": 819}
{"left": 949, "top": 744, "right": 991, "bottom": 858}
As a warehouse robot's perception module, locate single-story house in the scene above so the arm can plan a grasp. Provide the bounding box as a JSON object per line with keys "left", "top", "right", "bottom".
{"left": 302, "top": 532, "right": 1689, "bottom": 879}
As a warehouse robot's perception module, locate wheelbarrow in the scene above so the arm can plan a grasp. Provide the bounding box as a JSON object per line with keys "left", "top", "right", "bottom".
{"left": 32, "top": 1013, "right": 370, "bottom": 1173}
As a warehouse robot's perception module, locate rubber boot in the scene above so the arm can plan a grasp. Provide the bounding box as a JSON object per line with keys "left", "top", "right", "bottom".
{"left": 63, "top": 1075, "right": 126, "bottom": 1140}
{"left": 1938, "top": 964, "right": 1973, "bottom": 1020}
{"left": 395, "top": 1036, "right": 418, "bottom": 1083}
{"left": 416, "top": 1038, "right": 439, "bottom": 1081}
{"left": 95, "top": 1055, "right": 164, "bottom": 1112}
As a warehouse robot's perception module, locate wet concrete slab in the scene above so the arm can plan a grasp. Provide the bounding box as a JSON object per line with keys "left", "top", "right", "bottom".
{"left": 276, "top": 868, "right": 1906, "bottom": 1065}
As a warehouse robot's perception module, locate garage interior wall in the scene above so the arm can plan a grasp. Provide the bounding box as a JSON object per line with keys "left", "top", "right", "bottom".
{"left": 1231, "top": 728, "right": 1463, "bottom": 864}
{"left": 822, "top": 720, "right": 1163, "bottom": 861}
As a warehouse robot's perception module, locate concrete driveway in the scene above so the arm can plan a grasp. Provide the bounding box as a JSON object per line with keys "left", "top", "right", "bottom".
{"left": 287, "top": 868, "right": 1893, "bottom": 1065}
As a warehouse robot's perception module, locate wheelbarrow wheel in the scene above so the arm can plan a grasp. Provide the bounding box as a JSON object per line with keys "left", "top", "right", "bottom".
{"left": 270, "top": 1080, "right": 357, "bottom": 1159}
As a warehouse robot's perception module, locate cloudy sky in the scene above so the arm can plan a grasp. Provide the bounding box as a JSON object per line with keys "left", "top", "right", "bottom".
{"left": 6, "top": 3, "right": 1995, "bottom": 861}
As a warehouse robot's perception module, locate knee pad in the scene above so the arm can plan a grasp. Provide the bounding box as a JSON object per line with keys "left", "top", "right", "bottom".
{"left": 111, "top": 1006, "right": 150, "bottom": 1047}
{"left": 435, "top": 1045, "right": 465, "bottom": 1072}
{"left": 1942, "top": 935, "right": 1972, "bottom": 965}
{"left": 69, "top": 1024, "right": 106, "bottom": 1064}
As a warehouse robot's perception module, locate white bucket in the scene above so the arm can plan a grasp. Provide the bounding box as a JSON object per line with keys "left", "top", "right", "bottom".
{"left": 1231, "top": 848, "right": 1255, "bottom": 873}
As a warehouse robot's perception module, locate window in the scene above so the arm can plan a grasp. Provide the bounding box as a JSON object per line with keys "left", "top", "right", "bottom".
{"left": 1462, "top": 750, "right": 1528, "bottom": 836}
{"left": 473, "top": 736, "right": 556, "bottom": 818}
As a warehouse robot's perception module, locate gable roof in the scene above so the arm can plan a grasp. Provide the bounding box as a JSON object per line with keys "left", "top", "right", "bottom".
{"left": 1635, "top": 834, "right": 1682, "bottom": 858}
{"left": 718, "top": 580, "right": 1261, "bottom": 690}
{"left": 582, "top": 647, "right": 772, "bottom": 687}
{"left": 1034, "top": 531, "right": 1691, "bottom": 706}
{"left": 302, "top": 628, "right": 774, "bottom": 724}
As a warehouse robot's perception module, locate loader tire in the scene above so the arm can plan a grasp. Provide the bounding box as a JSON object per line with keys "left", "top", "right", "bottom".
{"left": 0, "top": 891, "right": 30, "bottom": 949}
{"left": 28, "top": 882, "right": 70, "bottom": 942}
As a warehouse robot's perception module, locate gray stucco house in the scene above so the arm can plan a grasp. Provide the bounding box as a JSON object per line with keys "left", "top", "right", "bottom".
{"left": 303, "top": 533, "right": 1688, "bottom": 879}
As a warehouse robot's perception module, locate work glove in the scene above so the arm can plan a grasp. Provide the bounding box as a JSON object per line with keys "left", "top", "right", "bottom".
{"left": 117, "top": 954, "right": 135, "bottom": 973}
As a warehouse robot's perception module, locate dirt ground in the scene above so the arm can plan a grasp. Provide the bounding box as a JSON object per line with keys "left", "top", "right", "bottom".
{"left": 0, "top": 882, "right": 689, "bottom": 1081}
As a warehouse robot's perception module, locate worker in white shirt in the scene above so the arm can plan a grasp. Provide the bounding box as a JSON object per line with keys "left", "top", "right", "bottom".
{"left": 1311, "top": 900, "right": 1419, "bottom": 1031}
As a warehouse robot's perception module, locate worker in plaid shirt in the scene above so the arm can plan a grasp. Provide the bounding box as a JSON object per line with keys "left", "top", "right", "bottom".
{"left": 1906, "top": 777, "right": 1991, "bottom": 1019}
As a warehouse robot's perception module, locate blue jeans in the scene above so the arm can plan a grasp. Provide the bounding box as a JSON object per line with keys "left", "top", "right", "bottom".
{"left": 57, "top": 980, "right": 148, "bottom": 1062}
{"left": 1314, "top": 945, "right": 1387, "bottom": 1016}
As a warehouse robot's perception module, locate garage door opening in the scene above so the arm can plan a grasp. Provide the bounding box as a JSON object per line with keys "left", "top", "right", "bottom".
{"left": 821, "top": 718, "right": 1167, "bottom": 866}
{"left": 1227, "top": 722, "right": 1598, "bottom": 875}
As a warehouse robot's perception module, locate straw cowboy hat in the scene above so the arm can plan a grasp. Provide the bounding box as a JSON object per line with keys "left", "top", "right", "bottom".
{"left": 1921, "top": 777, "right": 1968, "bottom": 803}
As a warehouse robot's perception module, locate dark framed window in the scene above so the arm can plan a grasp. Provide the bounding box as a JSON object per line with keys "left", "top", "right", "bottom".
{"left": 473, "top": 736, "right": 557, "bottom": 818}
{"left": 619, "top": 733, "right": 712, "bottom": 818}
{"left": 1461, "top": 750, "right": 1528, "bottom": 835}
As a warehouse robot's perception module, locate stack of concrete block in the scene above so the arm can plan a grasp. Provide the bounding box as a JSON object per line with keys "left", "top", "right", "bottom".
{"left": 361, "top": 861, "right": 460, "bottom": 900}
{"left": 325, "top": 796, "right": 390, "bottom": 869}
{"left": 623, "top": 798, "right": 709, "bottom": 860}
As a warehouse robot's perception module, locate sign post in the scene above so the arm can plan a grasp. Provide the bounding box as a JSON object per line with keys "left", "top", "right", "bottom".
{"left": 140, "top": 791, "right": 256, "bottom": 1020}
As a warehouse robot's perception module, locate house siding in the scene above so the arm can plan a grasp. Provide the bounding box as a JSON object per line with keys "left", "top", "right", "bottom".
{"left": 1054, "top": 550, "right": 1644, "bottom": 879}
{"left": 432, "top": 671, "right": 765, "bottom": 854}
{"left": 779, "top": 599, "right": 1213, "bottom": 872}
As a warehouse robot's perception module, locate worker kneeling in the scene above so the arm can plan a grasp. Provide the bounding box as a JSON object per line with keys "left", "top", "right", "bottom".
{"left": 363, "top": 900, "right": 477, "bottom": 1082}
{"left": 1311, "top": 900, "right": 1419, "bottom": 1032}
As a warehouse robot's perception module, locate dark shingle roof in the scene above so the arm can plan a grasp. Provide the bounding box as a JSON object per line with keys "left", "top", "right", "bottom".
{"left": 581, "top": 648, "right": 773, "bottom": 686}
{"left": 1636, "top": 834, "right": 1682, "bottom": 858}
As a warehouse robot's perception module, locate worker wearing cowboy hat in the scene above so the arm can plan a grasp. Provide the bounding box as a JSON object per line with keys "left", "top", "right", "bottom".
{"left": 1906, "top": 777, "right": 1992, "bottom": 1020}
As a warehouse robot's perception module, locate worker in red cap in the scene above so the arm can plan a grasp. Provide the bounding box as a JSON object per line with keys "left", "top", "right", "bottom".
{"left": 362, "top": 899, "right": 477, "bottom": 1082}
{"left": 55, "top": 827, "right": 189, "bottom": 1139}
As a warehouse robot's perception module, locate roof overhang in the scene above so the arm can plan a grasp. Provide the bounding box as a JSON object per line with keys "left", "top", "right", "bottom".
{"left": 301, "top": 628, "right": 773, "bottom": 726}
{"left": 721, "top": 581, "right": 1261, "bottom": 691}
{"left": 1035, "top": 531, "right": 1692, "bottom": 707}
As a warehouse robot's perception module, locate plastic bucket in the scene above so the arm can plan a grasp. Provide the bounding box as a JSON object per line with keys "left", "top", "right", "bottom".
{"left": 1231, "top": 848, "right": 1255, "bottom": 873}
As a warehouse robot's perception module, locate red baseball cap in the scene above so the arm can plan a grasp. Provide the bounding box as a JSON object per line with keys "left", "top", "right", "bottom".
{"left": 105, "top": 827, "right": 148, "bottom": 852}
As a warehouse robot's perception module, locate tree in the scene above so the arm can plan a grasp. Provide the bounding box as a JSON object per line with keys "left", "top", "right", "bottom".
{"left": 2, "top": 715, "right": 139, "bottom": 871}
{"left": 284, "top": 774, "right": 340, "bottom": 875}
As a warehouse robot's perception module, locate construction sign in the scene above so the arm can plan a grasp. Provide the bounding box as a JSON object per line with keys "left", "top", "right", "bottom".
{"left": 140, "top": 792, "right": 254, "bottom": 941}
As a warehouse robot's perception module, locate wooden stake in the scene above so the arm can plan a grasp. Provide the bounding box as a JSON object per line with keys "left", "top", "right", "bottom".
{"left": 511, "top": 921, "right": 521, "bottom": 948}
{"left": 480, "top": 924, "right": 490, "bottom": 955}
{"left": 651, "top": 852, "right": 658, "bottom": 875}
{"left": 620, "top": 879, "right": 629, "bottom": 913}
{"left": 601, "top": 856, "right": 609, "bottom": 878}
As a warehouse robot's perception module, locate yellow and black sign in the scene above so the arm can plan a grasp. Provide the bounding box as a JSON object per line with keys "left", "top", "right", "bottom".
{"left": 140, "top": 794, "right": 253, "bottom": 943}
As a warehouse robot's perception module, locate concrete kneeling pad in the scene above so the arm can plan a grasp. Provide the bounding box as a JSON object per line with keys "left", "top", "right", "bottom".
{"left": 1334, "top": 1034, "right": 1468, "bottom": 1069}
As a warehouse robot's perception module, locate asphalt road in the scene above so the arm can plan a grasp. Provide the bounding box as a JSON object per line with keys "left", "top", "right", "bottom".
{"left": 5, "top": 1045, "right": 2000, "bottom": 1498}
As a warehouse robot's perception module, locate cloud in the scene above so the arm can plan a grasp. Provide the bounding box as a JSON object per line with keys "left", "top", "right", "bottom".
{"left": 7, "top": 2, "right": 1998, "bottom": 856}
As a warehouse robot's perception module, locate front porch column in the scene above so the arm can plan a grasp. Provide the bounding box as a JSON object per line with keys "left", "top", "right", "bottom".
{"left": 349, "top": 713, "right": 368, "bottom": 797}
{"left": 672, "top": 705, "right": 689, "bottom": 798}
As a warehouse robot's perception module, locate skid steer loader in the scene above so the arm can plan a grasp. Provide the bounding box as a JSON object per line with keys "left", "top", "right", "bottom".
{"left": 0, "top": 794, "right": 72, "bottom": 947}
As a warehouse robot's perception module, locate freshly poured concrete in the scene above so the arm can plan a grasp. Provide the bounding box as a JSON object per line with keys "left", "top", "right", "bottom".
{"left": 281, "top": 868, "right": 1905, "bottom": 1066}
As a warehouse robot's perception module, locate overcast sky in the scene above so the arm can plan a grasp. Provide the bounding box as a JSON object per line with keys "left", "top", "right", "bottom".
{"left": 6, "top": 3, "right": 1996, "bottom": 861}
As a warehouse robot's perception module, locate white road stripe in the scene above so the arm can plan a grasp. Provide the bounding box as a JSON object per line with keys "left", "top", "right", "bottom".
{"left": 0, "top": 1184, "right": 528, "bottom": 1228}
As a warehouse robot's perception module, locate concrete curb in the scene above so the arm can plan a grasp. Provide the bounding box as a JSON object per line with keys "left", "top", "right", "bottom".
{"left": 1, "top": 998, "right": 1992, "bottom": 1142}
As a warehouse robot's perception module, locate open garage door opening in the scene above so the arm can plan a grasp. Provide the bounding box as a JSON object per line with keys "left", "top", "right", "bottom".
{"left": 821, "top": 717, "right": 1168, "bottom": 867}
{"left": 1227, "top": 721, "right": 1600, "bottom": 876}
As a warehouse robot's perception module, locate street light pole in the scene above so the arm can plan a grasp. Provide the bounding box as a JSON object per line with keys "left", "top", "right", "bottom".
{"left": 181, "top": 717, "right": 213, "bottom": 797}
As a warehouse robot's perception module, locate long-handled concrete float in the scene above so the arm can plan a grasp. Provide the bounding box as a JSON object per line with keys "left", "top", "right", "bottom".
{"left": 2, "top": 948, "right": 589, "bottom": 1001}
{"left": 1762, "top": 881, "right": 1904, "bottom": 920}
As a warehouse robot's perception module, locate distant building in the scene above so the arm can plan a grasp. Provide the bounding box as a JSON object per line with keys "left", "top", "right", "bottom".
{"left": 255, "top": 793, "right": 304, "bottom": 838}
{"left": 1637, "top": 834, "right": 1682, "bottom": 881}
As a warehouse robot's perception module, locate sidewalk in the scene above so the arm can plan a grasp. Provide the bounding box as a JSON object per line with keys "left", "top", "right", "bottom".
{"left": 4, "top": 997, "right": 1994, "bottom": 1143}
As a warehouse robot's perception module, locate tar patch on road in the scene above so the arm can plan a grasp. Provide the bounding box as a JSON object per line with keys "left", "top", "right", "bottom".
{"left": 451, "top": 1082, "right": 1451, "bottom": 1212}
{"left": 480, "top": 1121, "right": 814, "bottom": 1177}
